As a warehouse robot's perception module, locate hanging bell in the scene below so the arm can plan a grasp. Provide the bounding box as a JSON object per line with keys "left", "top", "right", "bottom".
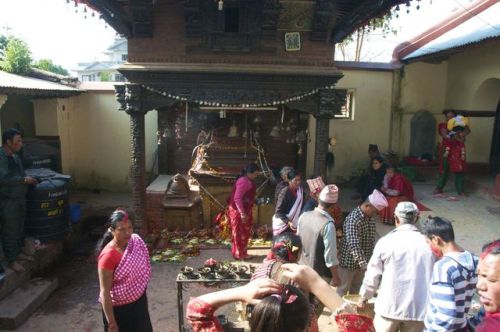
{"left": 297, "top": 144, "right": 303, "bottom": 156}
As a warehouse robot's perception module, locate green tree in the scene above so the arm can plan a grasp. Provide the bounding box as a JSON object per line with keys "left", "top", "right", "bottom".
{"left": 0, "top": 37, "right": 32, "bottom": 75}
{"left": 0, "top": 35, "right": 7, "bottom": 50}
{"left": 0, "top": 35, "right": 9, "bottom": 60}
{"left": 33, "top": 59, "right": 69, "bottom": 76}
{"left": 98, "top": 71, "right": 111, "bottom": 81}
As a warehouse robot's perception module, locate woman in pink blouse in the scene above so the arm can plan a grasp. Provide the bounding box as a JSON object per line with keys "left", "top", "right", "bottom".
{"left": 228, "top": 163, "right": 259, "bottom": 260}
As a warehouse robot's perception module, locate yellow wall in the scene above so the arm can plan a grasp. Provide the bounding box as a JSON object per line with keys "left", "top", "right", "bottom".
{"left": 397, "top": 61, "right": 448, "bottom": 157}
{"left": 400, "top": 42, "right": 500, "bottom": 164}
{"left": 444, "top": 42, "right": 500, "bottom": 163}
{"left": 33, "top": 99, "right": 59, "bottom": 136}
{"left": 306, "top": 69, "right": 394, "bottom": 182}
{"left": 56, "top": 86, "right": 158, "bottom": 192}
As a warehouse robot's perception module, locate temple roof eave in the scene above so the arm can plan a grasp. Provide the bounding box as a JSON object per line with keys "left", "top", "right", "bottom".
{"left": 118, "top": 62, "right": 343, "bottom": 78}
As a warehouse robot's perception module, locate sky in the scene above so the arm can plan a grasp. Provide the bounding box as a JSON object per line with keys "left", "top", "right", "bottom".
{"left": 0, "top": 0, "right": 497, "bottom": 72}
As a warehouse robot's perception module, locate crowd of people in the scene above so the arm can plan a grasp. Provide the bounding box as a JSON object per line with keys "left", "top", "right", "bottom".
{"left": 185, "top": 162, "right": 499, "bottom": 332}
{"left": 1, "top": 126, "right": 497, "bottom": 332}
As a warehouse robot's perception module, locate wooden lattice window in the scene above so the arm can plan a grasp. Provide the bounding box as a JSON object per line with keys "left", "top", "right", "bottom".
{"left": 334, "top": 89, "right": 355, "bottom": 120}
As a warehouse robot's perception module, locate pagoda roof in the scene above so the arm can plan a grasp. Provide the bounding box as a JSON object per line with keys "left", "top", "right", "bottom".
{"left": 75, "top": 0, "right": 409, "bottom": 43}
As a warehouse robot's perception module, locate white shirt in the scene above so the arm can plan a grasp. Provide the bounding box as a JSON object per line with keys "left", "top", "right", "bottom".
{"left": 359, "top": 224, "right": 435, "bottom": 321}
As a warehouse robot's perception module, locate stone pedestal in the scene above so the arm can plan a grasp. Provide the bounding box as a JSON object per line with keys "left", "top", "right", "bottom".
{"left": 146, "top": 175, "right": 203, "bottom": 232}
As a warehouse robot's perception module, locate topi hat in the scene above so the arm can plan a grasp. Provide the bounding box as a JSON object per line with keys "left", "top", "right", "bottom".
{"left": 319, "top": 184, "right": 339, "bottom": 204}
{"left": 306, "top": 176, "right": 325, "bottom": 194}
{"left": 368, "top": 189, "right": 388, "bottom": 210}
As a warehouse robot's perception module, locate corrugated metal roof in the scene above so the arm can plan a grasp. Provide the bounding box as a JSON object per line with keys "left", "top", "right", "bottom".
{"left": 403, "top": 2, "right": 500, "bottom": 60}
{"left": 0, "top": 70, "right": 80, "bottom": 92}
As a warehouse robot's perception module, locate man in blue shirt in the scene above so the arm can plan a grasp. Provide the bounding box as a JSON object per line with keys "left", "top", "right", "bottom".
{"left": 421, "top": 216, "right": 478, "bottom": 332}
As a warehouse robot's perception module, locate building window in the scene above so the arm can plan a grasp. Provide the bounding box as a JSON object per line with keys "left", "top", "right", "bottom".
{"left": 121, "top": 54, "right": 128, "bottom": 61}
{"left": 224, "top": 7, "right": 240, "bottom": 33}
{"left": 334, "top": 90, "right": 355, "bottom": 120}
{"left": 115, "top": 74, "right": 125, "bottom": 82}
{"left": 81, "top": 74, "right": 96, "bottom": 82}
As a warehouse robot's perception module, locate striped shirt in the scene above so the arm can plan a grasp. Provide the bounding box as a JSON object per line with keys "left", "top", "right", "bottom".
{"left": 425, "top": 251, "right": 478, "bottom": 331}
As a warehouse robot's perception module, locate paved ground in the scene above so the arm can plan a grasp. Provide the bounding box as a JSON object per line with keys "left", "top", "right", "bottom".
{"left": 5, "top": 175, "right": 499, "bottom": 332}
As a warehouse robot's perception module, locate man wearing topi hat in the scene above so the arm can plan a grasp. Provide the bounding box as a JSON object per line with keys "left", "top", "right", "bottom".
{"left": 337, "top": 189, "right": 388, "bottom": 296}
{"left": 357, "top": 202, "right": 434, "bottom": 332}
{"left": 298, "top": 184, "right": 342, "bottom": 287}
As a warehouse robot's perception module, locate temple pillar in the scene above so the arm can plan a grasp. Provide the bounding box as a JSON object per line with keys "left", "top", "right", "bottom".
{"left": 157, "top": 107, "right": 169, "bottom": 174}
{"left": 314, "top": 88, "right": 347, "bottom": 179}
{"left": 115, "top": 84, "right": 148, "bottom": 233}
{"left": 313, "top": 118, "right": 329, "bottom": 179}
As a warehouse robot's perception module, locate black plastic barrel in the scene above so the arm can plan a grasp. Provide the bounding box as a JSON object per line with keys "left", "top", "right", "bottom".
{"left": 26, "top": 172, "right": 70, "bottom": 243}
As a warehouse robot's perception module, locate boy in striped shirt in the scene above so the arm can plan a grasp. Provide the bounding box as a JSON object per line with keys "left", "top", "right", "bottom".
{"left": 421, "top": 216, "right": 478, "bottom": 332}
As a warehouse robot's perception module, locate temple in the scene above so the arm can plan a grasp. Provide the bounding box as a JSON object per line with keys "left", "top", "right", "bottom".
{"left": 76, "top": 0, "right": 409, "bottom": 233}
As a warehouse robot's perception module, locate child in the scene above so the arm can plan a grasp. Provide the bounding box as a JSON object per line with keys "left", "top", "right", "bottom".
{"left": 447, "top": 114, "right": 469, "bottom": 132}
{"left": 421, "top": 217, "right": 478, "bottom": 332}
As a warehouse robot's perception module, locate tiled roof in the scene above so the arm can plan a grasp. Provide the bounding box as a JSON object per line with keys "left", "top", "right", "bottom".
{"left": 403, "top": 3, "right": 500, "bottom": 60}
{"left": 395, "top": 0, "right": 500, "bottom": 62}
{"left": 0, "top": 70, "right": 81, "bottom": 97}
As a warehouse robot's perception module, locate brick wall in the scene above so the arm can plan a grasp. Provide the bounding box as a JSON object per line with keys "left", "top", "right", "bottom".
{"left": 145, "top": 192, "right": 165, "bottom": 234}
{"left": 128, "top": 1, "right": 335, "bottom": 66}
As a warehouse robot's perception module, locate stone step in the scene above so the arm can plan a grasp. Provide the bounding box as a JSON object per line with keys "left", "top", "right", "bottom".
{"left": 0, "top": 277, "right": 58, "bottom": 330}
{"left": 0, "top": 262, "right": 31, "bottom": 301}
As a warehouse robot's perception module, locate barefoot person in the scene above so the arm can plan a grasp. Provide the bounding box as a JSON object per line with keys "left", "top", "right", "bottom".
{"left": 96, "top": 209, "right": 152, "bottom": 332}
{"left": 228, "top": 163, "right": 259, "bottom": 260}
{"left": 0, "top": 128, "right": 37, "bottom": 273}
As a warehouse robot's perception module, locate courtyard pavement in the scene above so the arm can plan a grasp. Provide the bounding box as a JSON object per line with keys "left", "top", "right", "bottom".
{"left": 4, "top": 175, "right": 499, "bottom": 331}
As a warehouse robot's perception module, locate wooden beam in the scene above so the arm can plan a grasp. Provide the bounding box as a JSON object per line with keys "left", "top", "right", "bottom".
{"left": 443, "top": 109, "right": 497, "bottom": 118}
{"left": 88, "top": 0, "right": 132, "bottom": 36}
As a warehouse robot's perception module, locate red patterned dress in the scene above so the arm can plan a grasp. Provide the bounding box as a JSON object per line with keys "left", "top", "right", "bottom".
{"left": 228, "top": 175, "right": 256, "bottom": 259}
{"left": 186, "top": 298, "right": 224, "bottom": 332}
{"left": 379, "top": 173, "right": 415, "bottom": 224}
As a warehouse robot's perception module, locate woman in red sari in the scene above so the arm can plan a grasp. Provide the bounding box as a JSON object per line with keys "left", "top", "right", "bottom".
{"left": 379, "top": 166, "right": 414, "bottom": 225}
{"left": 228, "top": 163, "right": 259, "bottom": 260}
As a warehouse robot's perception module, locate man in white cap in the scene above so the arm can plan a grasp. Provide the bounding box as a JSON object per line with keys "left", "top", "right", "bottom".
{"left": 337, "top": 189, "right": 388, "bottom": 296}
{"left": 298, "top": 184, "right": 341, "bottom": 314}
{"left": 357, "top": 201, "right": 435, "bottom": 332}
{"left": 298, "top": 184, "right": 341, "bottom": 284}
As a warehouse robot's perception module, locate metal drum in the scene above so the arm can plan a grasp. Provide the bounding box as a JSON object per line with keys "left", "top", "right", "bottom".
{"left": 25, "top": 169, "right": 71, "bottom": 243}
